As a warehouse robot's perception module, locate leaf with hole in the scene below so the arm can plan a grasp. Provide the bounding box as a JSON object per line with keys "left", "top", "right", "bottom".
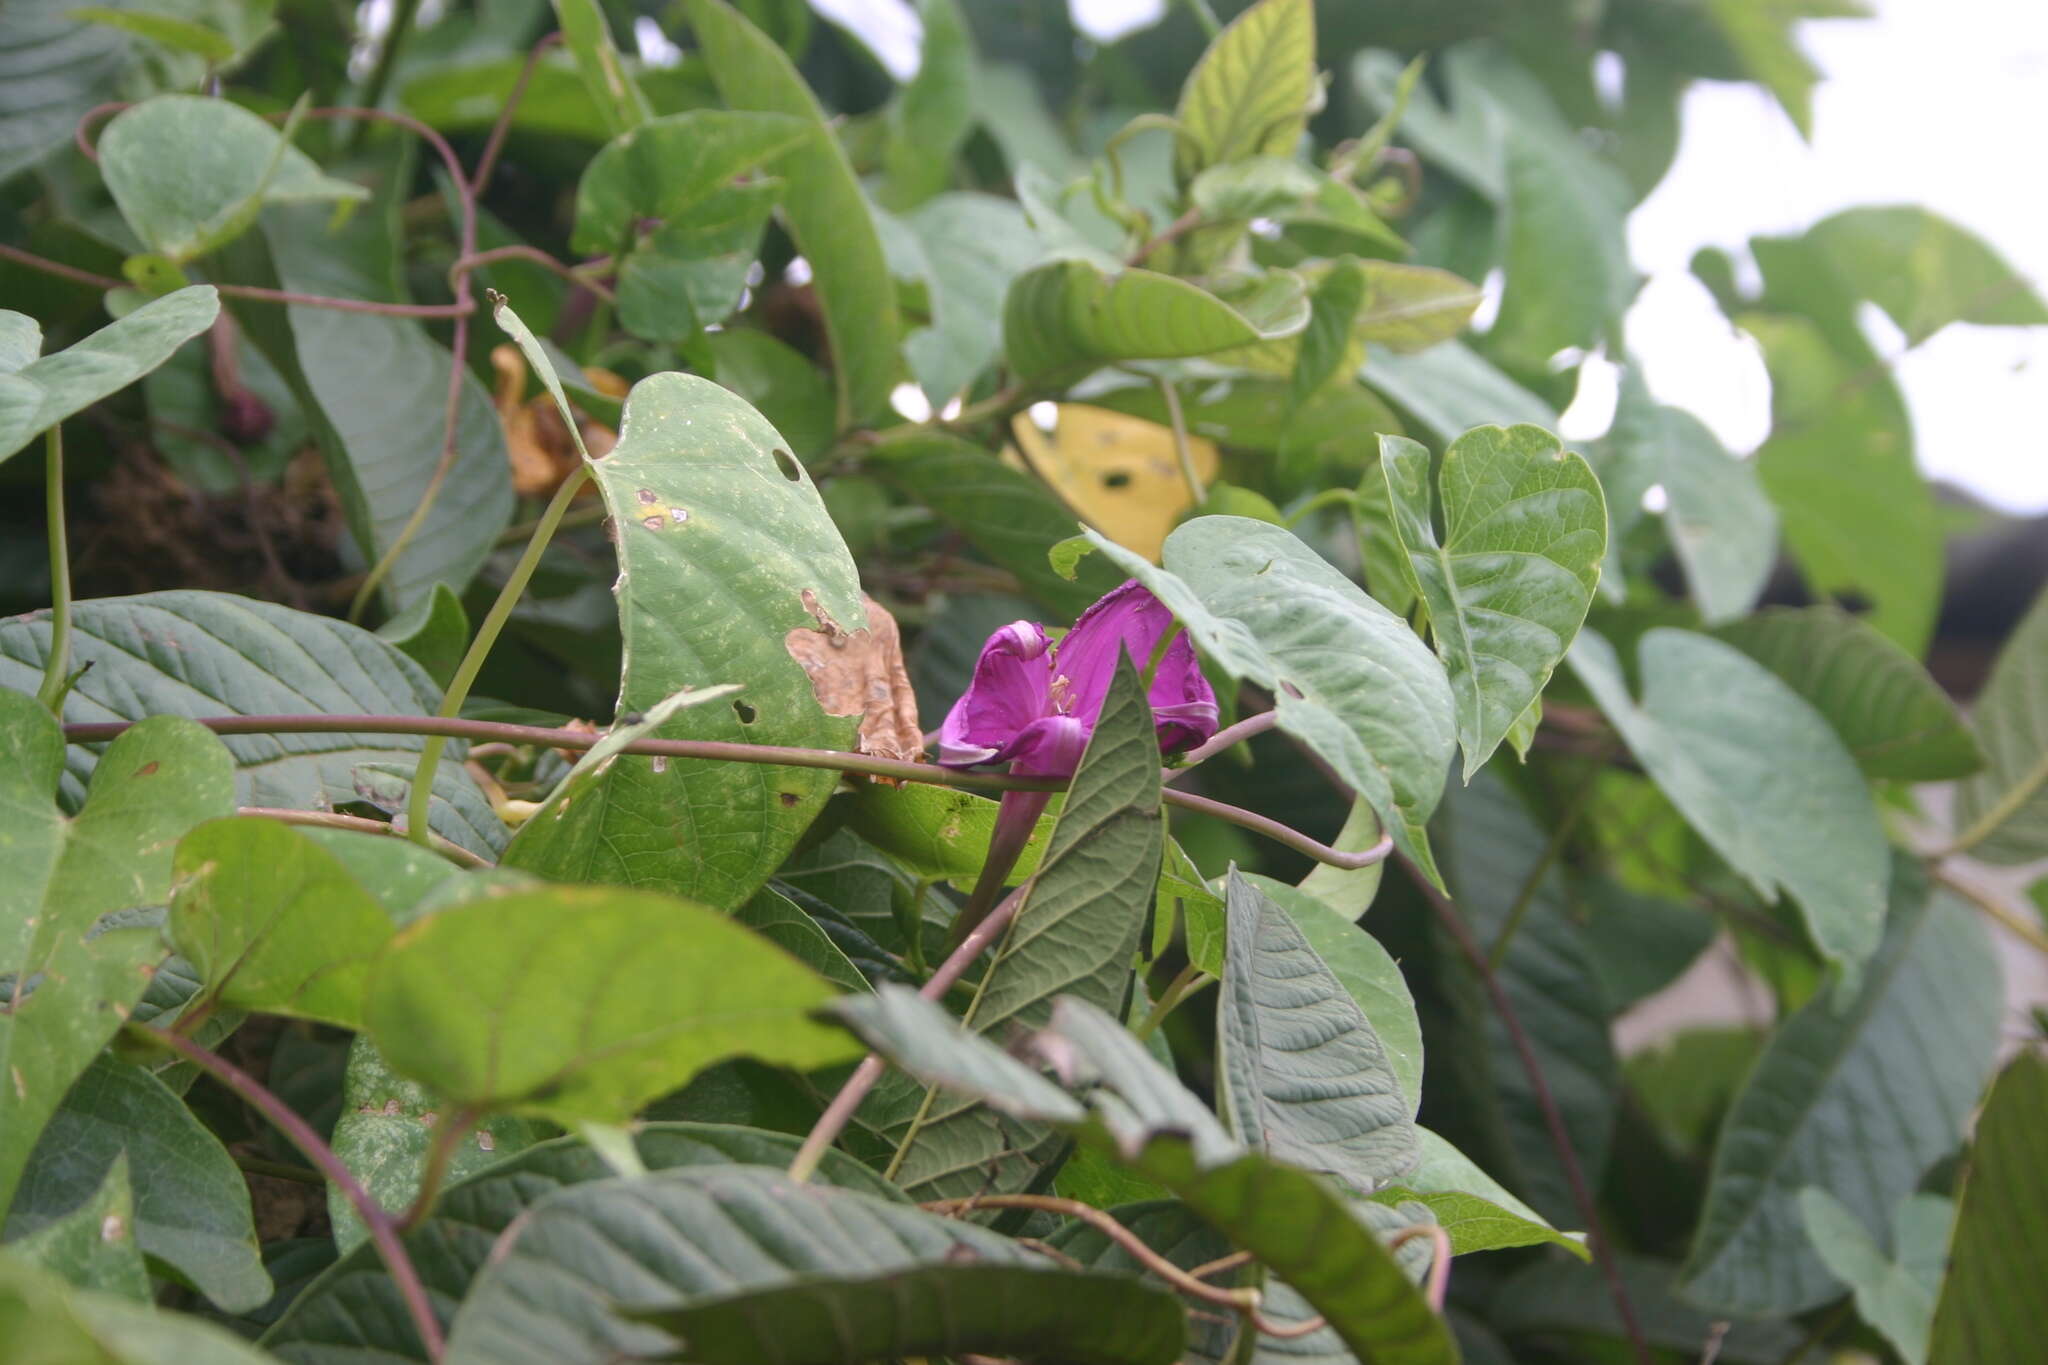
{"left": 1381, "top": 425, "right": 1605, "bottom": 778}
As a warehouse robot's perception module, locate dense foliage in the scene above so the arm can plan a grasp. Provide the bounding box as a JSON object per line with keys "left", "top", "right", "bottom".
{"left": 3, "top": 0, "right": 2046, "bottom": 1362}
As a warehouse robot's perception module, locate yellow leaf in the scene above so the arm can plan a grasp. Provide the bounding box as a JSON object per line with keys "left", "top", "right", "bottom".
{"left": 1007, "top": 403, "right": 1219, "bottom": 563}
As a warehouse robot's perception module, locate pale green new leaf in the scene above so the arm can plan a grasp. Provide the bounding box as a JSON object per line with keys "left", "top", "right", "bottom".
{"left": 1173, "top": 0, "right": 1317, "bottom": 186}
{"left": 1716, "top": 606, "right": 1981, "bottom": 780}
{"left": 0, "top": 287, "right": 219, "bottom": 464}
{"left": 686, "top": 0, "right": 900, "bottom": 428}
{"left": 0, "top": 696, "right": 235, "bottom": 1218}
{"left": 5, "top": 1056, "right": 268, "bottom": 1311}
{"left": 1678, "top": 867, "right": 2000, "bottom": 1315}
{"left": 1084, "top": 517, "right": 1456, "bottom": 883}
{"left": 362, "top": 884, "right": 858, "bottom": 1125}
{"left": 1381, "top": 425, "right": 1605, "bottom": 778}
{"left": 1218, "top": 870, "right": 1418, "bottom": 1191}
{"left": 1951, "top": 585, "right": 2048, "bottom": 863}
{"left": 1378, "top": 1128, "right": 1585, "bottom": 1259}
{"left": 1003, "top": 258, "right": 1308, "bottom": 381}
{"left": 1353, "top": 260, "right": 1485, "bottom": 353}
{"left": 500, "top": 372, "right": 864, "bottom": 910}
{"left": 1570, "top": 628, "right": 1889, "bottom": 981}
{"left": 99, "top": 96, "right": 365, "bottom": 263}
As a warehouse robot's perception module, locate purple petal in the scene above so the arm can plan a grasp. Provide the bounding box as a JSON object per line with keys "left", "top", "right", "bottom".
{"left": 935, "top": 620, "right": 1054, "bottom": 768}
{"left": 1003, "top": 714, "right": 1091, "bottom": 778}
{"left": 1052, "top": 580, "right": 1218, "bottom": 756}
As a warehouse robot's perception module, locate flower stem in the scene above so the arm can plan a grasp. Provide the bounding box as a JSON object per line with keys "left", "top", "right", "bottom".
{"left": 1134, "top": 962, "right": 1211, "bottom": 1040}
{"left": 405, "top": 464, "right": 590, "bottom": 845}
{"left": 787, "top": 883, "right": 1032, "bottom": 1184}
{"left": 35, "top": 426, "right": 72, "bottom": 713}
{"left": 945, "top": 789, "right": 1052, "bottom": 952}
{"left": 134, "top": 1025, "right": 446, "bottom": 1360}
{"left": 1158, "top": 376, "right": 1205, "bottom": 506}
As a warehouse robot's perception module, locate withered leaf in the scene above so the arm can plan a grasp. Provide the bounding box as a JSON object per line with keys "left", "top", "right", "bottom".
{"left": 786, "top": 594, "right": 924, "bottom": 774}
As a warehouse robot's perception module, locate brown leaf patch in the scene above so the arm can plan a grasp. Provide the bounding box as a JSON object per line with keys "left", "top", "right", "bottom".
{"left": 786, "top": 594, "right": 924, "bottom": 776}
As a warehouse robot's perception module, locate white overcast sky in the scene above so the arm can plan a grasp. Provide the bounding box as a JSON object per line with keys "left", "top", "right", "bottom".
{"left": 808, "top": 0, "right": 2048, "bottom": 512}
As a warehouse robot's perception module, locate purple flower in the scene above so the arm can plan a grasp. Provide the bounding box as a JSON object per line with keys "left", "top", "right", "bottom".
{"left": 937, "top": 580, "right": 1219, "bottom": 777}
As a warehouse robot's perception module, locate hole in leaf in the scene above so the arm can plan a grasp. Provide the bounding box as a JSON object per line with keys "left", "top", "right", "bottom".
{"left": 773, "top": 449, "right": 802, "bottom": 481}
{"left": 778, "top": 791, "right": 800, "bottom": 807}
{"left": 1102, "top": 470, "right": 1132, "bottom": 490}
{"left": 733, "top": 699, "right": 758, "bottom": 724}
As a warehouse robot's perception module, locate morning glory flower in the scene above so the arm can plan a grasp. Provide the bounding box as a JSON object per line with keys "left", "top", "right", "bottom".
{"left": 937, "top": 580, "right": 1219, "bottom": 777}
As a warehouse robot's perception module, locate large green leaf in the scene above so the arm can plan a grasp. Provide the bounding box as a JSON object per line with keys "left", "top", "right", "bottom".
{"left": 1715, "top": 606, "right": 1981, "bottom": 780}
{"left": 5, "top": 1056, "right": 267, "bottom": 1311}
{"left": 1804, "top": 206, "right": 2048, "bottom": 341}
{"left": 1748, "top": 311, "right": 1939, "bottom": 651}
{"left": 1218, "top": 870, "right": 1417, "bottom": 1192}
{"left": 1677, "top": 865, "right": 2001, "bottom": 1316}
{"left": 1084, "top": 516, "right": 1456, "bottom": 882}
{"left": 1172, "top": 0, "right": 1317, "bottom": 186}
{"left": 166, "top": 818, "right": 422, "bottom": 1028}
{"left": 0, "top": 695, "right": 235, "bottom": 1218}
{"left": 1928, "top": 1054, "right": 2048, "bottom": 1360}
{"left": 1598, "top": 371, "right": 1777, "bottom": 622}
{"left": 500, "top": 371, "right": 865, "bottom": 909}
{"left": 0, "top": 0, "right": 133, "bottom": 183}
{"left": 865, "top": 429, "right": 1122, "bottom": 616}
{"left": 262, "top": 1124, "right": 898, "bottom": 1363}
{"left": 0, "top": 590, "right": 505, "bottom": 855}
{"left": 1950, "top": 585, "right": 2048, "bottom": 863}
{"left": 685, "top": 0, "right": 900, "bottom": 429}
{"left": 99, "top": 96, "right": 365, "bottom": 263}
{"left": 896, "top": 191, "right": 1046, "bottom": 404}
{"left": 616, "top": 183, "right": 784, "bottom": 343}
{"left": 1381, "top": 425, "right": 1605, "bottom": 777}
{"left": 1238, "top": 873, "right": 1420, "bottom": 1113}
{"left": 878, "top": 0, "right": 976, "bottom": 209}
{"left": 3, "top": 1152, "right": 147, "bottom": 1300}
{"left": 1570, "top": 628, "right": 1889, "bottom": 982}
{"left": 249, "top": 200, "right": 513, "bottom": 614}
{"left": 833, "top": 991, "right": 1459, "bottom": 1365}
{"left": 1003, "top": 258, "right": 1309, "bottom": 382}
{"left": 441, "top": 1165, "right": 1182, "bottom": 1365}
{"left": 326, "top": 1038, "right": 545, "bottom": 1255}
{"left": 570, "top": 110, "right": 808, "bottom": 254}
{"left": 881, "top": 658, "right": 1163, "bottom": 1201}
{"left": 0, "top": 287, "right": 219, "bottom": 464}
{"left": 362, "top": 884, "right": 858, "bottom": 1125}
{"left": 0, "top": 1251, "right": 280, "bottom": 1364}
{"left": 1800, "top": 1188, "right": 1949, "bottom": 1365}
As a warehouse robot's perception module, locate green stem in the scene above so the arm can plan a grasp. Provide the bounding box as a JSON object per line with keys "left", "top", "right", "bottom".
{"left": 1158, "top": 375, "right": 1205, "bottom": 506}
{"left": 36, "top": 427, "right": 71, "bottom": 712}
{"left": 406, "top": 464, "right": 590, "bottom": 845}
{"left": 1181, "top": 0, "right": 1223, "bottom": 39}
{"left": 1134, "top": 963, "right": 1211, "bottom": 1041}
{"left": 1284, "top": 487, "right": 1357, "bottom": 529}
{"left": 1485, "top": 763, "right": 1601, "bottom": 969}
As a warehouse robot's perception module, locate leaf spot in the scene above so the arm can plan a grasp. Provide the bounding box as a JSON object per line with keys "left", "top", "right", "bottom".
{"left": 133, "top": 761, "right": 160, "bottom": 777}
{"left": 640, "top": 515, "right": 666, "bottom": 531}
{"left": 636, "top": 488, "right": 659, "bottom": 504}
{"left": 778, "top": 791, "right": 800, "bottom": 807}
{"left": 100, "top": 1214, "right": 126, "bottom": 1243}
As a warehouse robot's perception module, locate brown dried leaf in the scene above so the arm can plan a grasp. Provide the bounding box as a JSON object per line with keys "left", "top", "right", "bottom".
{"left": 490, "top": 345, "right": 627, "bottom": 498}
{"left": 786, "top": 594, "right": 924, "bottom": 775}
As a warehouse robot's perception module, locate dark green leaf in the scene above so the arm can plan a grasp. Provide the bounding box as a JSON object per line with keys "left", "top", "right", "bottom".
{"left": 1085, "top": 517, "right": 1456, "bottom": 882}
{"left": 1950, "top": 585, "right": 2048, "bottom": 863}
{"left": 0, "top": 696, "right": 235, "bottom": 1218}
{"left": 882, "top": 658, "right": 1163, "bottom": 1201}
{"left": 685, "top": 0, "right": 901, "bottom": 429}
{"left": 1678, "top": 865, "right": 2001, "bottom": 1315}
{"left": 0, "top": 287, "right": 219, "bottom": 464}
{"left": 1491, "top": 1255, "right": 1801, "bottom": 1364}
{"left": 0, "top": 0, "right": 134, "bottom": 182}
{"left": 6, "top": 1056, "right": 267, "bottom": 1310}
{"left": 570, "top": 111, "right": 807, "bottom": 254}
{"left": 498, "top": 370, "right": 861, "bottom": 908}
{"left": 3, "top": 1152, "right": 147, "bottom": 1300}
{"left": 375, "top": 583, "right": 468, "bottom": 690}
{"left": 1928, "top": 1054, "right": 2048, "bottom": 1360}
{"left": 1381, "top": 425, "right": 1605, "bottom": 777}
{"left": 0, "top": 590, "right": 504, "bottom": 855}
{"left": 1570, "top": 628, "right": 1889, "bottom": 981}
{"left": 99, "top": 97, "right": 364, "bottom": 263}
{"left": 733, "top": 885, "right": 868, "bottom": 994}
{"left": 363, "top": 884, "right": 858, "bottom": 1125}
{"left": 262, "top": 1124, "right": 898, "bottom": 1363}
{"left": 1715, "top": 606, "right": 1982, "bottom": 780}
{"left": 1219, "top": 870, "right": 1418, "bottom": 1191}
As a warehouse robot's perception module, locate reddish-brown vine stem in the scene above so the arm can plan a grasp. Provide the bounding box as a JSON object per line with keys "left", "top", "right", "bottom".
{"left": 135, "top": 1025, "right": 446, "bottom": 1360}
{"left": 1396, "top": 854, "right": 1653, "bottom": 1365}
